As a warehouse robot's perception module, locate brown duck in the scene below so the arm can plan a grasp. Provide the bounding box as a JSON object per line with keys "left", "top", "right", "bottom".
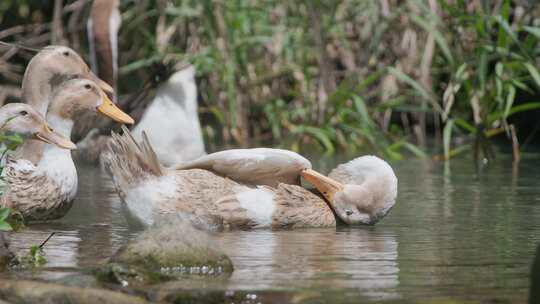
{"left": 3, "top": 78, "right": 133, "bottom": 221}
{"left": 103, "top": 127, "right": 398, "bottom": 229}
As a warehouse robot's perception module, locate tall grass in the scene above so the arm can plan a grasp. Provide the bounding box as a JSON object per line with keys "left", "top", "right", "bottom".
{"left": 1, "top": 0, "right": 540, "bottom": 160}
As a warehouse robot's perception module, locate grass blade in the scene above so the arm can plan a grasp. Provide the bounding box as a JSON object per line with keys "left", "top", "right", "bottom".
{"left": 443, "top": 119, "right": 454, "bottom": 160}
{"left": 524, "top": 62, "right": 540, "bottom": 90}
{"left": 411, "top": 15, "right": 454, "bottom": 65}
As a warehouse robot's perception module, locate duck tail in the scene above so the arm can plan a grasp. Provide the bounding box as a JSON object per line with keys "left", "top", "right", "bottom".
{"left": 103, "top": 126, "right": 163, "bottom": 193}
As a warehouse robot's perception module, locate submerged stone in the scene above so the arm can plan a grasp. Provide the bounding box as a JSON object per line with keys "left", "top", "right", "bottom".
{"left": 0, "top": 280, "right": 147, "bottom": 304}
{"left": 0, "top": 232, "right": 15, "bottom": 270}
{"left": 98, "top": 215, "right": 233, "bottom": 285}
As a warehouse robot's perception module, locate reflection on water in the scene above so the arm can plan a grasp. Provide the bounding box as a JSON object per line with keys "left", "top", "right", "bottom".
{"left": 4, "top": 155, "right": 540, "bottom": 302}
{"left": 218, "top": 228, "right": 399, "bottom": 300}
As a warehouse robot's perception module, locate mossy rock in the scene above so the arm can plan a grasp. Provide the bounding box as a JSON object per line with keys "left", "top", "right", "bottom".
{"left": 98, "top": 215, "right": 233, "bottom": 285}
{"left": 0, "top": 279, "right": 148, "bottom": 304}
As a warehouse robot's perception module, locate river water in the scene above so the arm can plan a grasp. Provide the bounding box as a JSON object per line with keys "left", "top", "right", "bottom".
{"left": 4, "top": 154, "right": 540, "bottom": 303}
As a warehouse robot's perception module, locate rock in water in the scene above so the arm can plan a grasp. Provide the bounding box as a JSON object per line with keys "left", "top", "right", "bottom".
{"left": 98, "top": 215, "right": 233, "bottom": 285}
{"left": 0, "top": 233, "right": 14, "bottom": 270}
{"left": 0, "top": 280, "right": 147, "bottom": 304}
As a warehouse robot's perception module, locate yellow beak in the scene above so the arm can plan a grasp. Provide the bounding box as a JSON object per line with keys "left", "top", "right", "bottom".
{"left": 95, "top": 77, "right": 114, "bottom": 94}
{"left": 35, "top": 124, "right": 77, "bottom": 150}
{"left": 97, "top": 94, "right": 135, "bottom": 125}
{"left": 84, "top": 71, "right": 114, "bottom": 94}
{"left": 301, "top": 169, "right": 344, "bottom": 203}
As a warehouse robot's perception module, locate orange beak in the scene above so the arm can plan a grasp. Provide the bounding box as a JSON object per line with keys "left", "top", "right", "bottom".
{"left": 82, "top": 71, "right": 114, "bottom": 95}
{"left": 35, "top": 124, "right": 77, "bottom": 150}
{"left": 96, "top": 93, "right": 134, "bottom": 125}
{"left": 301, "top": 169, "right": 344, "bottom": 203}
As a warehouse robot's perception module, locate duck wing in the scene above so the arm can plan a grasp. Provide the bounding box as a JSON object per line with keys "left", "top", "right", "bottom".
{"left": 173, "top": 148, "right": 311, "bottom": 187}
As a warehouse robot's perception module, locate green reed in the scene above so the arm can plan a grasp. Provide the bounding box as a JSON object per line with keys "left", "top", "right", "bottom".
{"left": 1, "top": 0, "right": 540, "bottom": 160}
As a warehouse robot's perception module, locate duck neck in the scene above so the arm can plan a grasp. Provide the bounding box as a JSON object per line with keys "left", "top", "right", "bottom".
{"left": 88, "top": 0, "right": 120, "bottom": 100}
{"left": 35, "top": 114, "right": 77, "bottom": 199}
{"left": 48, "top": 114, "right": 74, "bottom": 139}
{"left": 14, "top": 113, "right": 75, "bottom": 165}
{"left": 21, "top": 61, "right": 54, "bottom": 116}
{"left": 36, "top": 114, "right": 74, "bottom": 168}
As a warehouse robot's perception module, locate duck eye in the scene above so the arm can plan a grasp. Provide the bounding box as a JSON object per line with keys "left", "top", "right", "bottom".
{"left": 20, "top": 110, "right": 28, "bottom": 116}
{"left": 63, "top": 51, "right": 69, "bottom": 56}
{"left": 345, "top": 210, "right": 353, "bottom": 216}
{"left": 84, "top": 84, "right": 92, "bottom": 90}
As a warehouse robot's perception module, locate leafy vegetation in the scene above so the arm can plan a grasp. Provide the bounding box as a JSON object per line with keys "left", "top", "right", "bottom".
{"left": 0, "top": 125, "right": 26, "bottom": 231}
{"left": 1, "top": 0, "right": 540, "bottom": 160}
{"left": 17, "top": 245, "right": 47, "bottom": 267}
{"left": 0, "top": 208, "right": 12, "bottom": 231}
{"left": 0, "top": 133, "right": 24, "bottom": 232}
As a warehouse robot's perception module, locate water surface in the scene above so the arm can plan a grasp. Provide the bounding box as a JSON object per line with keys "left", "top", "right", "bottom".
{"left": 5, "top": 156, "right": 540, "bottom": 303}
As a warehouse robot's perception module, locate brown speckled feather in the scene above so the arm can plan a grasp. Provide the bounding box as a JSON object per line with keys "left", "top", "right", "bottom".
{"left": 1, "top": 158, "right": 73, "bottom": 221}
{"left": 138, "top": 170, "right": 335, "bottom": 230}
{"left": 154, "top": 169, "right": 258, "bottom": 229}
{"left": 271, "top": 184, "right": 335, "bottom": 228}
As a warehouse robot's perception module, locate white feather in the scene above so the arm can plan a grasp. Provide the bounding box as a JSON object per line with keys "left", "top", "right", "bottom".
{"left": 35, "top": 115, "right": 78, "bottom": 200}
{"left": 36, "top": 146, "right": 78, "bottom": 200}
{"left": 132, "top": 66, "right": 205, "bottom": 166}
{"left": 6, "top": 158, "right": 34, "bottom": 172}
{"left": 235, "top": 187, "right": 275, "bottom": 228}
{"left": 123, "top": 175, "right": 177, "bottom": 226}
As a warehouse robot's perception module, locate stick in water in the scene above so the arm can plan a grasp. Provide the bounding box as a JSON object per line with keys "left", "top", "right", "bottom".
{"left": 38, "top": 232, "right": 56, "bottom": 249}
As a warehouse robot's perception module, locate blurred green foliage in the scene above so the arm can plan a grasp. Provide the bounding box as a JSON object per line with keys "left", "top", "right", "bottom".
{"left": 1, "top": 0, "right": 540, "bottom": 160}
{"left": 0, "top": 133, "right": 23, "bottom": 232}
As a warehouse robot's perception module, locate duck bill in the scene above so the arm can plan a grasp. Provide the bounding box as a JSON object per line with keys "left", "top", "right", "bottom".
{"left": 35, "top": 125, "right": 77, "bottom": 150}
{"left": 97, "top": 94, "right": 134, "bottom": 124}
{"left": 301, "top": 169, "right": 344, "bottom": 203}
{"left": 84, "top": 72, "right": 114, "bottom": 94}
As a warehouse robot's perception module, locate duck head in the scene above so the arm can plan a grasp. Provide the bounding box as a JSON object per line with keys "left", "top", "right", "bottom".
{"left": 29, "top": 46, "right": 113, "bottom": 93}
{"left": 49, "top": 78, "right": 133, "bottom": 124}
{"left": 23, "top": 46, "right": 114, "bottom": 116}
{"left": 301, "top": 156, "right": 398, "bottom": 225}
{"left": 0, "top": 103, "right": 76, "bottom": 149}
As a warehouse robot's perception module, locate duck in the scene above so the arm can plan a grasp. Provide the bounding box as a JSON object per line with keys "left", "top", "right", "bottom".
{"left": 0, "top": 103, "right": 75, "bottom": 151}
{"left": 2, "top": 79, "right": 133, "bottom": 221}
{"left": 103, "top": 127, "right": 398, "bottom": 229}
{"left": 69, "top": 0, "right": 122, "bottom": 145}
{"left": 18, "top": 45, "right": 114, "bottom": 164}
{"left": 75, "top": 1, "right": 206, "bottom": 165}
{"left": 172, "top": 148, "right": 311, "bottom": 187}
{"left": 87, "top": 0, "right": 121, "bottom": 97}
{"left": 130, "top": 65, "right": 206, "bottom": 165}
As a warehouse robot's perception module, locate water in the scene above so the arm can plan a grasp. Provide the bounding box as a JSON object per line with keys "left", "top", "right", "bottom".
{"left": 4, "top": 155, "right": 540, "bottom": 303}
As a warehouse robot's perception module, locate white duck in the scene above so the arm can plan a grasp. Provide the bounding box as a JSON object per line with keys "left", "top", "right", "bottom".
{"left": 87, "top": 0, "right": 121, "bottom": 97}
{"left": 131, "top": 65, "right": 206, "bottom": 165}
{"left": 85, "top": 1, "right": 205, "bottom": 165}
